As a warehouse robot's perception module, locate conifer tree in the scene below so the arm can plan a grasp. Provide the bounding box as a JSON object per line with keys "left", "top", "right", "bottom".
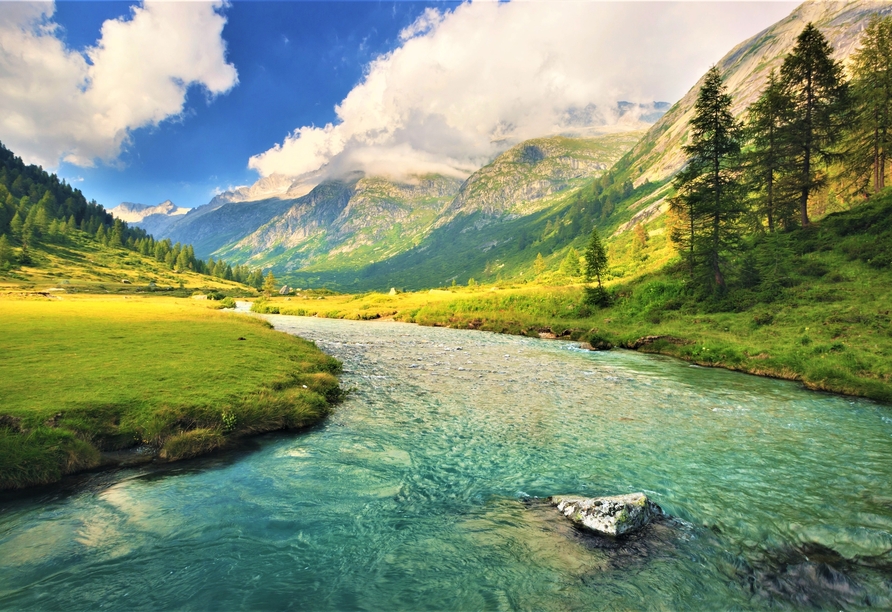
{"left": 779, "top": 23, "right": 847, "bottom": 226}
{"left": 671, "top": 66, "right": 743, "bottom": 291}
{"left": 263, "top": 270, "right": 277, "bottom": 297}
{"left": 559, "top": 247, "right": 581, "bottom": 279}
{"left": 533, "top": 252, "right": 546, "bottom": 277}
{"left": 633, "top": 223, "right": 649, "bottom": 252}
{"left": 846, "top": 14, "right": 892, "bottom": 193}
{"left": 0, "top": 234, "right": 12, "bottom": 268}
{"left": 9, "top": 212, "right": 23, "bottom": 241}
{"left": 583, "top": 227, "right": 608, "bottom": 305}
{"left": 583, "top": 228, "right": 608, "bottom": 288}
{"left": 745, "top": 69, "right": 795, "bottom": 231}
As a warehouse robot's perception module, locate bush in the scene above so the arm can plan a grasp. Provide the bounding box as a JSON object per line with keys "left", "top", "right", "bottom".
{"left": 583, "top": 286, "right": 611, "bottom": 307}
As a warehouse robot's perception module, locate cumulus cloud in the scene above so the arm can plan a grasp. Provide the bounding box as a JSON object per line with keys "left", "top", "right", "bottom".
{"left": 249, "top": 0, "right": 796, "bottom": 181}
{"left": 0, "top": 1, "right": 237, "bottom": 168}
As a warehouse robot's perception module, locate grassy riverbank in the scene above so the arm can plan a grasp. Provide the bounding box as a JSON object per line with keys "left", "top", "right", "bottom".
{"left": 251, "top": 195, "right": 892, "bottom": 404}
{"left": 0, "top": 296, "right": 341, "bottom": 491}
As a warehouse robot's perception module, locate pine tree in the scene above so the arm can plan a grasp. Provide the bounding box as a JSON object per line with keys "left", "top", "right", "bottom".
{"left": 583, "top": 227, "right": 609, "bottom": 306}
{"left": 247, "top": 269, "right": 264, "bottom": 290}
{"left": 583, "top": 228, "right": 608, "bottom": 288}
{"left": 0, "top": 234, "right": 12, "bottom": 268}
{"left": 846, "top": 14, "right": 892, "bottom": 194}
{"left": 559, "top": 247, "right": 581, "bottom": 279}
{"left": 671, "top": 66, "right": 744, "bottom": 291}
{"left": 263, "top": 270, "right": 277, "bottom": 297}
{"left": 175, "top": 248, "right": 190, "bottom": 272}
{"left": 633, "top": 223, "right": 648, "bottom": 252}
{"left": 533, "top": 252, "right": 546, "bottom": 277}
{"left": 745, "top": 69, "right": 795, "bottom": 231}
{"left": 779, "top": 23, "right": 847, "bottom": 226}
{"left": 9, "top": 212, "right": 23, "bottom": 241}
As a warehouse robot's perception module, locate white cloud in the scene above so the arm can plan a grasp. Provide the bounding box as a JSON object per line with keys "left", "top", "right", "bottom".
{"left": 249, "top": 0, "right": 796, "bottom": 181}
{"left": 0, "top": 1, "right": 237, "bottom": 168}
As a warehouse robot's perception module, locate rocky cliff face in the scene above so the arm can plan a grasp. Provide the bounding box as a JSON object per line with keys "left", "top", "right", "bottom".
{"left": 441, "top": 132, "right": 643, "bottom": 223}
{"left": 213, "top": 174, "right": 464, "bottom": 270}
{"left": 108, "top": 200, "right": 188, "bottom": 238}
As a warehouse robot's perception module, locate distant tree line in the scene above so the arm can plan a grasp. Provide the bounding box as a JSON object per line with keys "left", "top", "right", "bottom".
{"left": 669, "top": 16, "right": 892, "bottom": 294}
{"left": 0, "top": 141, "right": 265, "bottom": 287}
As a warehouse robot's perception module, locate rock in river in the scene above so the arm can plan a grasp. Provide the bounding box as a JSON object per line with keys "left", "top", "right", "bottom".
{"left": 550, "top": 493, "right": 663, "bottom": 536}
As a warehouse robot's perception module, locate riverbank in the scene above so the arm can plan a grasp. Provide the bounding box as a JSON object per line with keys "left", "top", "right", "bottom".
{"left": 0, "top": 295, "right": 342, "bottom": 491}
{"left": 250, "top": 273, "right": 892, "bottom": 405}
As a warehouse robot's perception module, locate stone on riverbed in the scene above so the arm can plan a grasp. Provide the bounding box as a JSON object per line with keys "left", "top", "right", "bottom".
{"left": 550, "top": 493, "right": 662, "bottom": 536}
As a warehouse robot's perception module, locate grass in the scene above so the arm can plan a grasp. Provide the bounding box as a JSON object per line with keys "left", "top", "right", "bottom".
{"left": 0, "top": 295, "right": 342, "bottom": 490}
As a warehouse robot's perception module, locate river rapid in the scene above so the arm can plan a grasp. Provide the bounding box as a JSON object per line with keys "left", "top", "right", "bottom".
{"left": 1, "top": 312, "right": 891, "bottom": 610}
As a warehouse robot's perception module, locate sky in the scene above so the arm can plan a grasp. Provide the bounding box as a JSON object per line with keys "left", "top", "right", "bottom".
{"left": 0, "top": 0, "right": 799, "bottom": 210}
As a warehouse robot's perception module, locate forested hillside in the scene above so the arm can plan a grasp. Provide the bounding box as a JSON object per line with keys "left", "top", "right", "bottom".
{"left": 0, "top": 142, "right": 262, "bottom": 290}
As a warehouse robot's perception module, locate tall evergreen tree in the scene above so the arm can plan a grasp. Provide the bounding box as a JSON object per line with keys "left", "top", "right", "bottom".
{"left": 0, "top": 234, "right": 12, "bottom": 268}
{"left": 263, "top": 270, "right": 277, "bottom": 297}
{"left": 559, "top": 247, "right": 581, "bottom": 279}
{"left": 533, "top": 252, "right": 546, "bottom": 277}
{"left": 583, "top": 228, "right": 608, "bottom": 288}
{"left": 846, "top": 14, "right": 892, "bottom": 194}
{"left": 671, "top": 66, "right": 743, "bottom": 291}
{"left": 745, "top": 69, "right": 795, "bottom": 231}
{"left": 779, "top": 23, "right": 847, "bottom": 226}
{"left": 583, "top": 227, "right": 609, "bottom": 305}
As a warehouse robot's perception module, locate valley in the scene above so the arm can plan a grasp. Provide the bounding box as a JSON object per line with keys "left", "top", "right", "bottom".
{"left": 2, "top": 1, "right": 892, "bottom": 608}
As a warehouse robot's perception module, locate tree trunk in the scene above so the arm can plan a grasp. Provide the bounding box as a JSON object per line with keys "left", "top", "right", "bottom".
{"left": 800, "top": 149, "right": 811, "bottom": 227}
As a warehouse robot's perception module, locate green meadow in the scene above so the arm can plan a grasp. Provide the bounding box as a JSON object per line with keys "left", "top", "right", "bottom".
{"left": 0, "top": 296, "right": 341, "bottom": 490}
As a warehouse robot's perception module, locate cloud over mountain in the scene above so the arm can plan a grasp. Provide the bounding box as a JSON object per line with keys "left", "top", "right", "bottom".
{"left": 0, "top": 1, "right": 237, "bottom": 168}
{"left": 248, "top": 0, "right": 796, "bottom": 181}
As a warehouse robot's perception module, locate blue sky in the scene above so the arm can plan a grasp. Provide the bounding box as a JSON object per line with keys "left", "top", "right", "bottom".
{"left": 0, "top": 1, "right": 798, "bottom": 210}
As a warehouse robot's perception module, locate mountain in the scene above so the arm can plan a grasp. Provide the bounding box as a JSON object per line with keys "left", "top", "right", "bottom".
{"left": 207, "top": 173, "right": 317, "bottom": 207}
{"left": 154, "top": 132, "right": 641, "bottom": 276}
{"left": 108, "top": 200, "right": 188, "bottom": 238}
{"left": 214, "top": 174, "right": 462, "bottom": 273}
{"left": 439, "top": 132, "right": 642, "bottom": 221}
{"left": 0, "top": 141, "right": 250, "bottom": 293}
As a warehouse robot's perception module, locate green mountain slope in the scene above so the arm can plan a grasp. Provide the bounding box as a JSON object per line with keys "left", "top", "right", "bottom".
{"left": 199, "top": 132, "right": 639, "bottom": 284}
{"left": 0, "top": 141, "right": 252, "bottom": 293}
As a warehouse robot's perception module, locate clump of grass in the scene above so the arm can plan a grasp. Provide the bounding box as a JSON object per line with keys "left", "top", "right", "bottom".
{"left": 159, "top": 429, "right": 225, "bottom": 461}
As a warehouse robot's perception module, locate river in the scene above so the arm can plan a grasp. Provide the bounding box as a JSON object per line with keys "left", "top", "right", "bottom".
{"left": 1, "top": 313, "right": 891, "bottom": 610}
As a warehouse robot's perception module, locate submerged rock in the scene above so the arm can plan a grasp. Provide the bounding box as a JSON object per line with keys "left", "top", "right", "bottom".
{"left": 550, "top": 493, "right": 662, "bottom": 536}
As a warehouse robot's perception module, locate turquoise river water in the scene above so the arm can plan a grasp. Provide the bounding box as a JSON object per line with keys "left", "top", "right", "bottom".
{"left": 1, "top": 313, "right": 891, "bottom": 610}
